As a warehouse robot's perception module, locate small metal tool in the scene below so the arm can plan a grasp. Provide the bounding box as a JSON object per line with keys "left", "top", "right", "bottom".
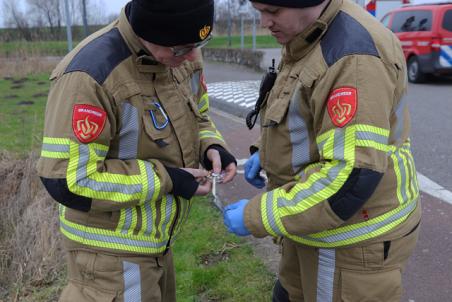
{"left": 209, "top": 172, "right": 224, "bottom": 212}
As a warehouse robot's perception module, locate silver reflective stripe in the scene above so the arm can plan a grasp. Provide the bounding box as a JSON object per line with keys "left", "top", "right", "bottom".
{"left": 191, "top": 71, "right": 201, "bottom": 95}
{"left": 277, "top": 129, "right": 347, "bottom": 208}
{"left": 42, "top": 143, "right": 69, "bottom": 153}
{"left": 123, "top": 261, "right": 141, "bottom": 302}
{"left": 265, "top": 191, "right": 281, "bottom": 235}
{"left": 121, "top": 208, "right": 134, "bottom": 234}
{"left": 400, "top": 145, "right": 419, "bottom": 195}
{"left": 277, "top": 162, "right": 346, "bottom": 208}
{"left": 160, "top": 195, "right": 174, "bottom": 241}
{"left": 393, "top": 96, "right": 407, "bottom": 142}
{"left": 119, "top": 103, "right": 139, "bottom": 160}
{"left": 288, "top": 87, "right": 310, "bottom": 173}
{"left": 76, "top": 144, "right": 142, "bottom": 195}
{"left": 316, "top": 249, "right": 335, "bottom": 302}
{"left": 60, "top": 222, "right": 167, "bottom": 248}
{"left": 95, "top": 148, "right": 108, "bottom": 158}
{"left": 300, "top": 199, "right": 417, "bottom": 244}
{"left": 143, "top": 202, "right": 153, "bottom": 236}
{"left": 144, "top": 161, "right": 157, "bottom": 202}
{"left": 392, "top": 148, "right": 408, "bottom": 204}
{"left": 356, "top": 131, "right": 388, "bottom": 145}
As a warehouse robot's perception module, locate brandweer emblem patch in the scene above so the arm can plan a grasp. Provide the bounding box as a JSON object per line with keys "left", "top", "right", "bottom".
{"left": 327, "top": 87, "right": 357, "bottom": 127}
{"left": 72, "top": 104, "right": 106, "bottom": 143}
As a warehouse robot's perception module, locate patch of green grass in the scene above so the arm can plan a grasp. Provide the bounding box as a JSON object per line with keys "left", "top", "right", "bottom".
{"left": 0, "top": 73, "right": 49, "bottom": 154}
{"left": 174, "top": 197, "right": 275, "bottom": 301}
{"left": 0, "top": 41, "right": 75, "bottom": 57}
{"left": 207, "top": 35, "right": 280, "bottom": 49}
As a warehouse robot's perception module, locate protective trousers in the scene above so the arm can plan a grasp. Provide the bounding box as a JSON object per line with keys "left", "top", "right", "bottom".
{"left": 276, "top": 226, "right": 419, "bottom": 302}
{"left": 59, "top": 249, "right": 176, "bottom": 302}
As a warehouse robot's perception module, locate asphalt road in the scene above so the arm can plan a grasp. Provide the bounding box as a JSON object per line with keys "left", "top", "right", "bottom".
{"left": 204, "top": 60, "right": 452, "bottom": 302}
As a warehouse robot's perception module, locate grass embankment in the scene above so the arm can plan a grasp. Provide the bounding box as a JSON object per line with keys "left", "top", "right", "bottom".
{"left": 0, "top": 35, "right": 280, "bottom": 57}
{"left": 0, "top": 69, "right": 275, "bottom": 300}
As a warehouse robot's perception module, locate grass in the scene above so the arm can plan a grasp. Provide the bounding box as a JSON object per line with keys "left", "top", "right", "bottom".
{"left": 0, "top": 35, "right": 280, "bottom": 58}
{"left": 0, "top": 73, "right": 49, "bottom": 154}
{"left": 173, "top": 198, "right": 274, "bottom": 301}
{"left": 0, "top": 40, "right": 74, "bottom": 57}
{"left": 206, "top": 35, "right": 280, "bottom": 49}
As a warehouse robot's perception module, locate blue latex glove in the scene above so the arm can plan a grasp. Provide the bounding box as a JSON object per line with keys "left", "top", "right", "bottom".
{"left": 244, "top": 152, "right": 265, "bottom": 189}
{"left": 223, "top": 199, "right": 251, "bottom": 236}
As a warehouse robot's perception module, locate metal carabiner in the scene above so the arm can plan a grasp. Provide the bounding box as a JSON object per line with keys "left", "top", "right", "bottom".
{"left": 148, "top": 102, "right": 169, "bottom": 130}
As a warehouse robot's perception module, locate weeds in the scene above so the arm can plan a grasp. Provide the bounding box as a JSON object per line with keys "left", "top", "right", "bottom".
{"left": 0, "top": 151, "right": 64, "bottom": 300}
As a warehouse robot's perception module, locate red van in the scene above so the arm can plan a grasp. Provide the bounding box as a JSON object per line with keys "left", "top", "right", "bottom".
{"left": 381, "top": 3, "right": 452, "bottom": 83}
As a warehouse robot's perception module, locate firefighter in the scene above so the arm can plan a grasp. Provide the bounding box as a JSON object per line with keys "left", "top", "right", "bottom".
{"left": 37, "top": 0, "right": 237, "bottom": 301}
{"left": 224, "top": 0, "right": 421, "bottom": 301}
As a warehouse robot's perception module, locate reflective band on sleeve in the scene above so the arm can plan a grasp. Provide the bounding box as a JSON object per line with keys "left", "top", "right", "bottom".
{"left": 261, "top": 124, "right": 419, "bottom": 247}
{"left": 156, "top": 195, "right": 176, "bottom": 241}
{"left": 119, "top": 103, "right": 139, "bottom": 160}
{"left": 199, "top": 130, "right": 225, "bottom": 142}
{"left": 40, "top": 137, "right": 71, "bottom": 159}
{"left": 191, "top": 70, "right": 201, "bottom": 96}
{"left": 288, "top": 87, "right": 311, "bottom": 173}
{"left": 198, "top": 93, "right": 209, "bottom": 113}
{"left": 66, "top": 140, "right": 159, "bottom": 203}
{"left": 262, "top": 127, "right": 355, "bottom": 237}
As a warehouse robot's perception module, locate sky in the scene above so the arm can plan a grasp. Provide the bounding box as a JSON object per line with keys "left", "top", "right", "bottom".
{"left": 0, "top": 0, "right": 130, "bottom": 27}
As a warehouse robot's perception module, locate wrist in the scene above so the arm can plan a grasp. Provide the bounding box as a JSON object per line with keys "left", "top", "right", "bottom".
{"left": 165, "top": 166, "right": 198, "bottom": 199}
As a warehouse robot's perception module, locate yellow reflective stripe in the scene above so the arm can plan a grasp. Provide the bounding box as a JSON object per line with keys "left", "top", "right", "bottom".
{"left": 59, "top": 205, "right": 169, "bottom": 254}
{"left": 157, "top": 195, "right": 176, "bottom": 241}
{"left": 355, "top": 124, "right": 390, "bottom": 152}
{"left": 41, "top": 137, "right": 71, "bottom": 159}
{"left": 199, "top": 130, "right": 225, "bottom": 142}
{"left": 285, "top": 197, "right": 418, "bottom": 247}
{"left": 262, "top": 127, "right": 356, "bottom": 236}
{"left": 198, "top": 93, "right": 209, "bottom": 113}
{"left": 66, "top": 141, "right": 159, "bottom": 203}
{"left": 400, "top": 145, "right": 419, "bottom": 200}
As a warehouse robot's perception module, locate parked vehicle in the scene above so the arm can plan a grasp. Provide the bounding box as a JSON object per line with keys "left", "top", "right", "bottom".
{"left": 381, "top": 2, "right": 452, "bottom": 82}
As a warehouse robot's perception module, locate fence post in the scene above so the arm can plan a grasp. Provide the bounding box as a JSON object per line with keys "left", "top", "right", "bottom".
{"left": 63, "top": 0, "right": 73, "bottom": 52}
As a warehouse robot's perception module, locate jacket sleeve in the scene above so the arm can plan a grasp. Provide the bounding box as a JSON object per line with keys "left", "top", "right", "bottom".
{"left": 188, "top": 54, "right": 230, "bottom": 161}
{"left": 37, "top": 72, "right": 173, "bottom": 212}
{"left": 244, "top": 54, "right": 402, "bottom": 238}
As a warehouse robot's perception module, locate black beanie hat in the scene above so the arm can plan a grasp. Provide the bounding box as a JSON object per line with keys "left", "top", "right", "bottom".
{"left": 250, "top": 0, "right": 326, "bottom": 8}
{"left": 128, "top": 0, "right": 214, "bottom": 47}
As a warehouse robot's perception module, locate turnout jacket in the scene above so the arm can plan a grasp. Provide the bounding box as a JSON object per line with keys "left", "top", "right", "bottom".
{"left": 37, "top": 9, "right": 227, "bottom": 256}
{"left": 244, "top": 0, "right": 421, "bottom": 247}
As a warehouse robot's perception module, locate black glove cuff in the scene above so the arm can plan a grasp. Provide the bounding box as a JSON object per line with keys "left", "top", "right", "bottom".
{"left": 203, "top": 145, "right": 237, "bottom": 170}
{"left": 165, "top": 166, "right": 199, "bottom": 200}
{"left": 250, "top": 146, "right": 259, "bottom": 155}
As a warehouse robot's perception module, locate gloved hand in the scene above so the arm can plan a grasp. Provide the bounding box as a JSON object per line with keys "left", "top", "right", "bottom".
{"left": 204, "top": 145, "right": 237, "bottom": 183}
{"left": 223, "top": 199, "right": 251, "bottom": 236}
{"left": 244, "top": 152, "right": 265, "bottom": 189}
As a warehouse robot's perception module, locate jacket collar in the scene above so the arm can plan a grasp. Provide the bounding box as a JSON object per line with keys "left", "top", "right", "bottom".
{"left": 117, "top": 7, "right": 168, "bottom": 73}
{"left": 283, "top": 0, "right": 342, "bottom": 63}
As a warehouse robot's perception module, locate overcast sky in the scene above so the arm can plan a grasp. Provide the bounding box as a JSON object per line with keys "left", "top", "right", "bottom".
{"left": 0, "top": 0, "right": 130, "bottom": 27}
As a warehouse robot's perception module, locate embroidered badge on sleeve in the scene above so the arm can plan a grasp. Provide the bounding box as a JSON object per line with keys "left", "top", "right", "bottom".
{"left": 72, "top": 104, "right": 106, "bottom": 143}
{"left": 327, "top": 87, "right": 357, "bottom": 128}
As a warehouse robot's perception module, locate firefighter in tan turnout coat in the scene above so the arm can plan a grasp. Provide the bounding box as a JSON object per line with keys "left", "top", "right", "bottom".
{"left": 37, "top": 0, "right": 237, "bottom": 301}
{"left": 223, "top": 0, "right": 421, "bottom": 301}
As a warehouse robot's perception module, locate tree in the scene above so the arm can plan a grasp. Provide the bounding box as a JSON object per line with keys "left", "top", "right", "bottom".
{"left": 26, "top": 0, "right": 62, "bottom": 39}
{"left": 2, "top": 0, "right": 33, "bottom": 41}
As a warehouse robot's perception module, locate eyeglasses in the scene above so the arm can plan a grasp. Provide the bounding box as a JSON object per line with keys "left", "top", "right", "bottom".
{"left": 171, "top": 35, "right": 213, "bottom": 57}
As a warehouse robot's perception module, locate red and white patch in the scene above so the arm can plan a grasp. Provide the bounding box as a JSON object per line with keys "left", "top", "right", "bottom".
{"left": 72, "top": 104, "right": 106, "bottom": 143}
{"left": 327, "top": 87, "right": 357, "bottom": 128}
